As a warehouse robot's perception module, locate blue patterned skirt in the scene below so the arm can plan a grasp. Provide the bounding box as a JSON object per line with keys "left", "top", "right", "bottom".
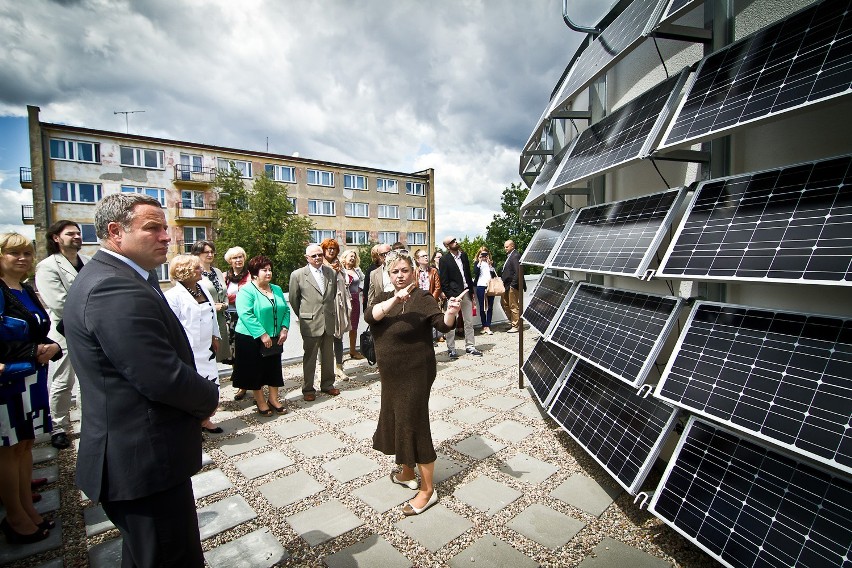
{"left": 0, "top": 366, "right": 52, "bottom": 446}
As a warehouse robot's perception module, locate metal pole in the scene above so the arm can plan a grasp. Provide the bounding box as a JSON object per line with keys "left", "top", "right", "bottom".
{"left": 518, "top": 263, "right": 525, "bottom": 390}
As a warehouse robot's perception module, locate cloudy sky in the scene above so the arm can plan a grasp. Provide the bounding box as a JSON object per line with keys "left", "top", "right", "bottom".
{"left": 0, "top": 0, "right": 606, "bottom": 242}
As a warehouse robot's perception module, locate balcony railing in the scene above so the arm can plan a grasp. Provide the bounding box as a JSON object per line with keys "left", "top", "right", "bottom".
{"left": 21, "top": 204, "right": 34, "bottom": 223}
{"left": 20, "top": 167, "right": 32, "bottom": 187}
{"left": 173, "top": 204, "right": 218, "bottom": 220}
{"left": 174, "top": 165, "right": 217, "bottom": 184}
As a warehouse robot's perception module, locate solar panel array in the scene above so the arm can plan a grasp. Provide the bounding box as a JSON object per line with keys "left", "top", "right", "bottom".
{"left": 551, "top": 72, "right": 688, "bottom": 191}
{"left": 660, "top": 0, "right": 852, "bottom": 150}
{"left": 649, "top": 418, "right": 852, "bottom": 568}
{"left": 522, "top": 144, "right": 572, "bottom": 210}
{"left": 550, "top": 188, "right": 686, "bottom": 277}
{"left": 657, "top": 154, "right": 852, "bottom": 285}
{"left": 522, "top": 339, "right": 574, "bottom": 407}
{"left": 548, "top": 359, "right": 680, "bottom": 494}
{"left": 520, "top": 211, "right": 576, "bottom": 267}
{"left": 522, "top": 274, "right": 574, "bottom": 335}
{"left": 657, "top": 301, "right": 852, "bottom": 475}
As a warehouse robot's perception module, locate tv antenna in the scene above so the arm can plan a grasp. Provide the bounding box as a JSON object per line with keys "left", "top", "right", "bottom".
{"left": 114, "top": 110, "right": 145, "bottom": 133}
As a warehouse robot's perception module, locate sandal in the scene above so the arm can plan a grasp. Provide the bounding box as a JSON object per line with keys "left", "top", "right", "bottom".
{"left": 256, "top": 407, "right": 273, "bottom": 417}
{"left": 267, "top": 400, "right": 287, "bottom": 415}
{"left": 234, "top": 389, "right": 246, "bottom": 401}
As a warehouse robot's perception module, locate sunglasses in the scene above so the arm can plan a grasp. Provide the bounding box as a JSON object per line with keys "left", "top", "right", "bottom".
{"left": 307, "top": 253, "right": 323, "bottom": 258}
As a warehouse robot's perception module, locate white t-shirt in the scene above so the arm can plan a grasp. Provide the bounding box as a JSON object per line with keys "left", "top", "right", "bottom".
{"left": 476, "top": 261, "right": 492, "bottom": 286}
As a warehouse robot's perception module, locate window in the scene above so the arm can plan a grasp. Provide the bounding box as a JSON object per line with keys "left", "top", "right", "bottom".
{"left": 344, "top": 174, "right": 367, "bottom": 190}
{"left": 80, "top": 223, "right": 98, "bottom": 244}
{"left": 287, "top": 197, "right": 297, "bottom": 211}
{"left": 155, "top": 263, "right": 169, "bottom": 282}
{"left": 265, "top": 164, "right": 296, "bottom": 182}
{"left": 121, "top": 186, "right": 166, "bottom": 207}
{"left": 407, "top": 232, "right": 426, "bottom": 245}
{"left": 346, "top": 230, "right": 369, "bottom": 245}
{"left": 51, "top": 181, "right": 102, "bottom": 203}
{"left": 345, "top": 202, "right": 369, "bottom": 217}
{"left": 376, "top": 178, "right": 398, "bottom": 193}
{"left": 406, "top": 181, "right": 426, "bottom": 196}
{"left": 183, "top": 226, "right": 206, "bottom": 253}
{"left": 217, "top": 158, "right": 252, "bottom": 178}
{"left": 180, "top": 153, "right": 203, "bottom": 172}
{"left": 407, "top": 207, "right": 426, "bottom": 221}
{"left": 377, "top": 205, "right": 399, "bottom": 219}
{"left": 120, "top": 146, "right": 164, "bottom": 169}
{"left": 311, "top": 230, "right": 336, "bottom": 244}
{"left": 181, "top": 190, "right": 205, "bottom": 209}
{"left": 378, "top": 232, "right": 398, "bottom": 244}
{"left": 307, "top": 169, "right": 334, "bottom": 187}
{"left": 49, "top": 138, "right": 100, "bottom": 163}
{"left": 308, "top": 200, "right": 335, "bottom": 216}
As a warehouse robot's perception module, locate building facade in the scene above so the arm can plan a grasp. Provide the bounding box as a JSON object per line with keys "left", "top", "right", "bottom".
{"left": 21, "top": 105, "right": 435, "bottom": 278}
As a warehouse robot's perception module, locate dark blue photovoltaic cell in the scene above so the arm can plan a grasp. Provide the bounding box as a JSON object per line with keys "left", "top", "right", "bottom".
{"left": 522, "top": 339, "right": 573, "bottom": 406}
{"left": 521, "top": 211, "right": 574, "bottom": 267}
{"left": 662, "top": 0, "right": 852, "bottom": 148}
{"left": 657, "top": 302, "right": 852, "bottom": 474}
{"left": 657, "top": 155, "right": 852, "bottom": 285}
{"left": 548, "top": 360, "right": 678, "bottom": 493}
{"left": 651, "top": 419, "right": 852, "bottom": 568}
{"left": 522, "top": 275, "right": 573, "bottom": 335}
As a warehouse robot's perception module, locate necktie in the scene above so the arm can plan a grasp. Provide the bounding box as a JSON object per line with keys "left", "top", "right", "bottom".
{"left": 316, "top": 268, "right": 325, "bottom": 289}
{"left": 147, "top": 271, "right": 166, "bottom": 299}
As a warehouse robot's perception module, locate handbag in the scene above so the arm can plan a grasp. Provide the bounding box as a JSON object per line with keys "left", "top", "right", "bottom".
{"left": 486, "top": 276, "right": 505, "bottom": 297}
{"left": 359, "top": 328, "right": 376, "bottom": 365}
{"left": 259, "top": 343, "right": 283, "bottom": 358}
{"left": 0, "top": 291, "right": 37, "bottom": 383}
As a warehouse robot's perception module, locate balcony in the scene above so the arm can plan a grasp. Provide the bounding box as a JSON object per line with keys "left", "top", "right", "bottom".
{"left": 173, "top": 165, "right": 216, "bottom": 186}
{"left": 21, "top": 204, "right": 34, "bottom": 225}
{"left": 173, "top": 204, "right": 218, "bottom": 221}
{"left": 20, "top": 167, "right": 32, "bottom": 188}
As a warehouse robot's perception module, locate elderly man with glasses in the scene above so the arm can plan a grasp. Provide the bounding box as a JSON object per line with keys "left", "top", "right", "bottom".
{"left": 438, "top": 236, "right": 482, "bottom": 358}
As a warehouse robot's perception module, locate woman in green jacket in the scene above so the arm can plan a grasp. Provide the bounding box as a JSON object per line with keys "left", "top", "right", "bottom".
{"left": 231, "top": 255, "right": 291, "bottom": 416}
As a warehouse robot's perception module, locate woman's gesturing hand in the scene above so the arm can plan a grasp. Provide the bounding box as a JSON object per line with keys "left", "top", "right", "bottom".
{"left": 445, "top": 291, "right": 464, "bottom": 316}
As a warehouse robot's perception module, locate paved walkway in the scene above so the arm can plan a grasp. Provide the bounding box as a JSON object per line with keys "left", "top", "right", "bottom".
{"left": 0, "top": 325, "right": 716, "bottom": 567}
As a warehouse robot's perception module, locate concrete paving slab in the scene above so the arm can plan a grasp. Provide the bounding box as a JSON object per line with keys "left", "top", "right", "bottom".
{"left": 431, "top": 378, "right": 453, "bottom": 390}
{"left": 203, "top": 527, "right": 289, "bottom": 567}
{"left": 428, "top": 394, "right": 458, "bottom": 412}
{"left": 359, "top": 398, "right": 381, "bottom": 411}
{"left": 292, "top": 433, "right": 346, "bottom": 458}
{"left": 191, "top": 468, "right": 233, "bottom": 499}
{"left": 287, "top": 499, "right": 363, "bottom": 547}
{"left": 452, "top": 434, "right": 506, "bottom": 460}
{"left": 453, "top": 475, "right": 522, "bottom": 517}
{"left": 449, "top": 406, "right": 496, "bottom": 425}
{"left": 235, "top": 450, "right": 295, "bottom": 479}
{"left": 259, "top": 470, "right": 325, "bottom": 508}
{"left": 341, "top": 420, "right": 376, "bottom": 441}
{"left": 488, "top": 419, "right": 535, "bottom": 443}
{"left": 352, "top": 476, "right": 416, "bottom": 513}
{"left": 322, "top": 407, "right": 361, "bottom": 424}
{"left": 201, "top": 451, "right": 214, "bottom": 467}
{"left": 218, "top": 432, "right": 269, "bottom": 457}
{"left": 322, "top": 453, "right": 381, "bottom": 483}
{"left": 35, "top": 557, "right": 62, "bottom": 568}
{"left": 84, "top": 504, "right": 115, "bottom": 536}
{"left": 498, "top": 452, "right": 559, "bottom": 485}
{"left": 451, "top": 369, "right": 483, "bottom": 381}
{"left": 515, "top": 402, "right": 547, "bottom": 421}
{"left": 32, "top": 464, "right": 59, "bottom": 485}
{"left": 481, "top": 394, "right": 525, "bottom": 410}
{"left": 0, "top": 519, "right": 62, "bottom": 564}
{"left": 551, "top": 474, "right": 622, "bottom": 517}
{"left": 395, "top": 503, "right": 472, "bottom": 553}
{"left": 447, "top": 385, "right": 485, "bottom": 399}
{"left": 430, "top": 419, "right": 463, "bottom": 443}
{"left": 270, "top": 416, "right": 319, "bottom": 440}
{"left": 88, "top": 536, "right": 122, "bottom": 568}
{"left": 434, "top": 454, "right": 466, "bottom": 484}
{"left": 338, "top": 387, "right": 370, "bottom": 400}
{"left": 447, "top": 533, "right": 538, "bottom": 568}
{"left": 32, "top": 446, "right": 58, "bottom": 464}
{"left": 197, "top": 495, "right": 257, "bottom": 540}
{"left": 323, "top": 533, "right": 411, "bottom": 568}
{"left": 473, "top": 362, "right": 508, "bottom": 375}
{"left": 209, "top": 417, "right": 249, "bottom": 436}
{"left": 578, "top": 537, "right": 673, "bottom": 567}
{"left": 508, "top": 503, "right": 586, "bottom": 549}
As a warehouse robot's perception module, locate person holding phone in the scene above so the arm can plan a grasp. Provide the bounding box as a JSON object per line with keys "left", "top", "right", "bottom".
{"left": 366, "top": 250, "right": 461, "bottom": 516}
{"left": 472, "top": 247, "right": 497, "bottom": 335}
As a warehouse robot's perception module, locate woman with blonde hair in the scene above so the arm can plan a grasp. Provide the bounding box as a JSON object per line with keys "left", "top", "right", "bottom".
{"left": 340, "top": 249, "right": 365, "bottom": 360}
{"left": 472, "top": 246, "right": 497, "bottom": 335}
{"left": 224, "top": 246, "right": 250, "bottom": 399}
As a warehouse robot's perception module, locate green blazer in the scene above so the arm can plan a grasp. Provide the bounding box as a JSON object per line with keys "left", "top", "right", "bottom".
{"left": 235, "top": 282, "right": 291, "bottom": 338}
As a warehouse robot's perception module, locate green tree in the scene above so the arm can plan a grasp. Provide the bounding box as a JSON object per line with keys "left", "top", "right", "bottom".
{"left": 485, "top": 182, "right": 536, "bottom": 271}
{"left": 214, "top": 167, "right": 313, "bottom": 288}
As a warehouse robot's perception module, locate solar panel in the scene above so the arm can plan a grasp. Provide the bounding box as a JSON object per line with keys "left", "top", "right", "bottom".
{"left": 548, "top": 359, "right": 679, "bottom": 494}
{"left": 656, "top": 301, "right": 852, "bottom": 475}
{"left": 656, "top": 154, "right": 852, "bottom": 285}
{"left": 648, "top": 418, "right": 852, "bottom": 568}
{"left": 522, "top": 339, "right": 574, "bottom": 407}
{"left": 552, "top": 71, "right": 689, "bottom": 191}
{"left": 659, "top": 0, "right": 852, "bottom": 150}
{"left": 549, "top": 283, "right": 683, "bottom": 387}
{"left": 522, "top": 275, "right": 574, "bottom": 335}
{"left": 522, "top": 144, "right": 574, "bottom": 210}
{"left": 659, "top": 0, "right": 702, "bottom": 22}
{"left": 549, "top": 0, "right": 668, "bottom": 112}
{"left": 550, "top": 187, "right": 687, "bottom": 277}
{"left": 520, "top": 211, "right": 576, "bottom": 267}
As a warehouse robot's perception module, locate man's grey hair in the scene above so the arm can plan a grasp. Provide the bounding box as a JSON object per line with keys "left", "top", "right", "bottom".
{"left": 94, "top": 193, "right": 162, "bottom": 240}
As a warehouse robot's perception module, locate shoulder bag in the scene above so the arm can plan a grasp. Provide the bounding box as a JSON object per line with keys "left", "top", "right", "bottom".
{"left": 486, "top": 276, "right": 505, "bottom": 297}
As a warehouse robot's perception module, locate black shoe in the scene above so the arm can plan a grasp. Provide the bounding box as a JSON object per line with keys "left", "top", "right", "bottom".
{"left": 202, "top": 426, "right": 224, "bottom": 434}
{"left": 0, "top": 518, "right": 50, "bottom": 545}
{"left": 234, "top": 389, "right": 246, "bottom": 401}
{"left": 447, "top": 350, "right": 458, "bottom": 359}
{"left": 466, "top": 347, "right": 483, "bottom": 357}
{"left": 51, "top": 433, "right": 70, "bottom": 449}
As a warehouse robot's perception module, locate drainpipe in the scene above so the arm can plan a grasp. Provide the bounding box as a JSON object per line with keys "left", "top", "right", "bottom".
{"left": 562, "top": 0, "right": 600, "bottom": 35}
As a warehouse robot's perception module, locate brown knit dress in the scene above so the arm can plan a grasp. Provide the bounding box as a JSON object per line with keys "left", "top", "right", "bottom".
{"left": 365, "top": 289, "right": 453, "bottom": 467}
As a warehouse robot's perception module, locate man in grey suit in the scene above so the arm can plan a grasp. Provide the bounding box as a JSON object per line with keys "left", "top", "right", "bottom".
{"left": 35, "top": 220, "right": 90, "bottom": 450}
{"left": 64, "top": 194, "right": 219, "bottom": 568}
{"left": 289, "top": 244, "right": 339, "bottom": 402}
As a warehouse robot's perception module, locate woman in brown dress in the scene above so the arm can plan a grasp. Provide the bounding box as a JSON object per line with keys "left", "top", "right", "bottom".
{"left": 365, "top": 250, "right": 461, "bottom": 516}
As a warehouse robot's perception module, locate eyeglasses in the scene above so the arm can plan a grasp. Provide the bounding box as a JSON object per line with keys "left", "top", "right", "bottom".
{"left": 378, "top": 252, "right": 389, "bottom": 257}
{"left": 396, "top": 249, "right": 409, "bottom": 254}
{"left": 480, "top": 254, "right": 488, "bottom": 257}
{"left": 449, "top": 239, "right": 457, "bottom": 244}
{"left": 307, "top": 253, "right": 323, "bottom": 259}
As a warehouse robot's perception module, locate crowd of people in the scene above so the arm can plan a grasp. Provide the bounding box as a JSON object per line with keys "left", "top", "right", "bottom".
{"left": 0, "top": 193, "right": 526, "bottom": 560}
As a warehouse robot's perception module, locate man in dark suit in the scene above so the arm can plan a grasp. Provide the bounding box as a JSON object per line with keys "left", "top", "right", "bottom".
{"left": 438, "top": 236, "right": 482, "bottom": 359}
{"left": 501, "top": 239, "right": 525, "bottom": 332}
{"left": 64, "top": 193, "right": 219, "bottom": 568}
{"left": 289, "top": 244, "right": 339, "bottom": 401}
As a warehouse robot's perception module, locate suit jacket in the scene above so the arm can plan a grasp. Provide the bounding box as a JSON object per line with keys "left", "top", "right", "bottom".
{"left": 288, "top": 264, "right": 336, "bottom": 338}
{"left": 438, "top": 250, "right": 474, "bottom": 298}
{"left": 501, "top": 249, "right": 525, "bottom": 290}
{"left": 366, "top": 265, "right": 390, "bottom": 308}
{"left": 64, "top": 250, "right": 219, "bottom": 503}
{"left": 35, "top": 252, "right": 90, "bottom": 345}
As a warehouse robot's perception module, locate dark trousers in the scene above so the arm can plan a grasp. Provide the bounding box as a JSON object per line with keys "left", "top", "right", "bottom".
{"left": 101, "top": 479, "right": 203, "bottom": 568}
